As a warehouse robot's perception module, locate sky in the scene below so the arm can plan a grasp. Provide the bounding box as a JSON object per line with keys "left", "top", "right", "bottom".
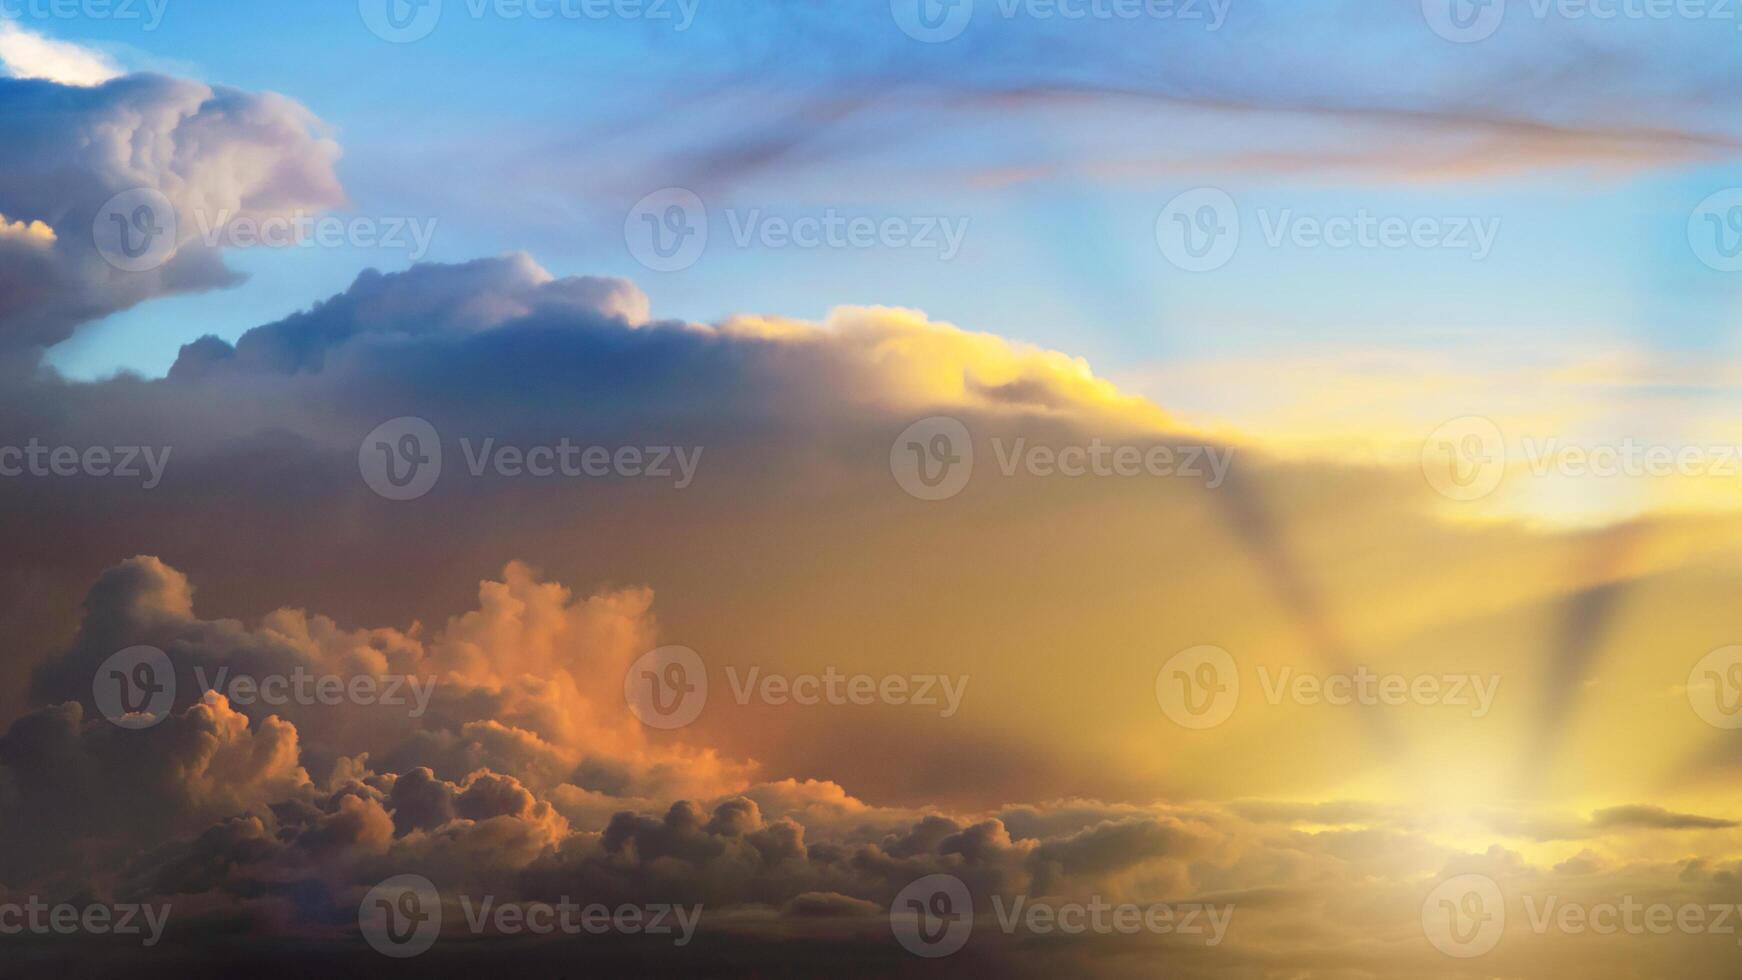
{"left": 2, "top": 2, "right": 1742, "bottom": 977}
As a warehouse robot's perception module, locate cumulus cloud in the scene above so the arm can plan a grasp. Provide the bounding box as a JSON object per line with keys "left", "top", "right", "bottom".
{"left": 0, "top": 69, "right": 342, "bottom": 353}
{"left": 0, "top": 254, "right": 1739, "bottom": 974}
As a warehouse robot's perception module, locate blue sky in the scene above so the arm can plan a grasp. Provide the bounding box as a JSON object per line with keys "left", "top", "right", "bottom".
{"left": 15, "top": 0, "right": 1742, "bottom": 390}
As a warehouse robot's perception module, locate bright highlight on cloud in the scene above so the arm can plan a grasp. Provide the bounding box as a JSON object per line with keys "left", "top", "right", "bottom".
{"left": 0, "top": 21, "right": 121, "bottom": 86}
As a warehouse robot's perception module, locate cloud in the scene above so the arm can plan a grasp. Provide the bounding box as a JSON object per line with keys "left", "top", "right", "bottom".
{"left": 1589, "top": 805, "right": 1739, "bottom": 831}
{"left": 0, "top": 69, "right": 342, "bottom": 354}
{"left": 0, "top": 21, "right": 121, "bottom": 86}
{"left": 0, "top": 253, "right": 1739, "bottom": 973}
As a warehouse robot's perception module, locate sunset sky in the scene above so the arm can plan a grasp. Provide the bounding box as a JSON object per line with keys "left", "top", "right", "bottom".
{"left": 2, "top": 2, "right": 1741, "bottom": 976}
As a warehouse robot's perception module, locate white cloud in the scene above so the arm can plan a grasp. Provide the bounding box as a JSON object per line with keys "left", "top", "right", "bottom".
{"left": 0, "top": 21, "right": 122, "bottom": 86}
